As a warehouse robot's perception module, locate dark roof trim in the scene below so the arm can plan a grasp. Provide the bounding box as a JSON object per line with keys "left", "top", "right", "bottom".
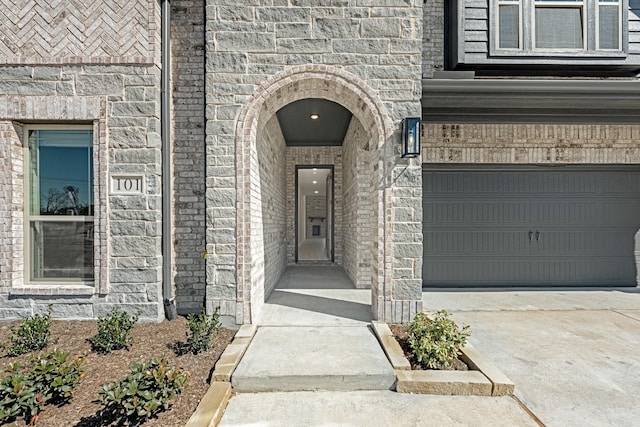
{"left": 422, "top": 79, "right": 640, "bottom": 124}
{"left": 422, "top": 79, "right": 640, "bottom": 94}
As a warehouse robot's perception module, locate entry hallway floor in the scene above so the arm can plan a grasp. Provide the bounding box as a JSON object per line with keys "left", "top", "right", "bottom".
{"left": 424, "top": 288, "right": 640, "bottom": 427}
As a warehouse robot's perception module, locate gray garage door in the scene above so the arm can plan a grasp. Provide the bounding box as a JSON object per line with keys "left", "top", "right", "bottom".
{"left": 422, "top": 168, "right": 640, "bottom": 287}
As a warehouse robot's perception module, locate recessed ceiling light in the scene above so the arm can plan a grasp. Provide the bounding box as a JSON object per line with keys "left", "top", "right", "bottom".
{"left": 314, "top": 190, "right": 319, "bottom": 194}
{"left": 312, "top": 180, "right": 317, "bottom": 184}
{"left": 310, "top": 114, "right": 319, "bottom": 120}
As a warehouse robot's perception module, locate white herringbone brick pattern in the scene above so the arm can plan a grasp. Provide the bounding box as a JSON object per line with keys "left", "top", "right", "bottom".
{"left": 0, "top": 0, "right": 159, "bottom": 64}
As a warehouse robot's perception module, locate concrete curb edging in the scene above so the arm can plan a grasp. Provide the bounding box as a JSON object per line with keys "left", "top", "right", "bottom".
{"left": 186, "top": 324, "right": 257, "bottom": 427}
{"left": 371, "top": 321, "right": 514, "bottom": 397}
{"left": 212, "top": 324, "right": 257, "bottom": 382}
{"left": 185, "top": 382, "right": 232, "bottom": 427}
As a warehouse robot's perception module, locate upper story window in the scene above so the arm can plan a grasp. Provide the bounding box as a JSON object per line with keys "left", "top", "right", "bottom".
{"left": 495, "top": 0, "right": 623, "bottom": 53}
{"left": 25, "top": 127, "right": 95, "bottom": 284}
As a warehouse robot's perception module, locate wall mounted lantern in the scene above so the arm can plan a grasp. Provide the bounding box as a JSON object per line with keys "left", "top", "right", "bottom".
{"left": 401, "top": 117, "right": 421, "bottom": 158}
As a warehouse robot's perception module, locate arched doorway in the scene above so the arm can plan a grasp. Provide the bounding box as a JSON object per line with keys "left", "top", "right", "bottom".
{"left": 234, "top": 65, "right": 393, "bottom": 323}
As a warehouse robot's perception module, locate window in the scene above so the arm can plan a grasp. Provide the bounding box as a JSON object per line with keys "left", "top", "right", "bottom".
{"left": 534, "top": 1, "right": 585, "bottom": 49}
{"left": 25, "top": 127, "right": 94, "bottom": 283}
{"left": 598, "top": 0, "right": 621, "bottom": 50}
{"left": 498, "top": 0, "right": 522, "bottom": 49}
{"left": 495, "top": 0, "right": 623, "bottom": 52}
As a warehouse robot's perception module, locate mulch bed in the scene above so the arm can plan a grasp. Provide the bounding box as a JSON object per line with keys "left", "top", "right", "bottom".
{"left": 389, "top": 324, "right": 468, "bottom": 371}
{"left": 0, "top": 317, "right": 235, "bottom": 427}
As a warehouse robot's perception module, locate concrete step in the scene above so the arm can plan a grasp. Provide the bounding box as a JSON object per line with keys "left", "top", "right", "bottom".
{"left": 231, "top": 326, "right": 395, "bottom": 393}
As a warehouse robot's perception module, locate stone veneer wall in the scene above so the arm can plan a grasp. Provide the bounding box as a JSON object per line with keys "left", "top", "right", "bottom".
{"left": 0, "top": 65, "right": 163, "bottom": 320}
{"left": 171, "top": 0, "right": 207, "bottom": 314}
{"left": 422, "top": 124, "right": 640, "bottom": 163}
{"left": 205, "top": 1, "right": 423, "bottom": 323}
{"left": 0, "top": 1, "right": 164, "bottom": 321}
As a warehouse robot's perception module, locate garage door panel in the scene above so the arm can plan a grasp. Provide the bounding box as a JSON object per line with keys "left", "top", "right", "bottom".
{"left": 423, "top": 169, "right": 640, "bottom": 287}
{"left": 424, "top": 258, "right": 635, "bottom": 286}
{"left": 424, "top": 230, "right": 530, "bottom": 254}
{"left": 537, "top": 229, "right": 636, "bottom": 256}
{"left": 603, "top": 201, "right": 640, "bottom": 224}
{"left": 423, "top": 202, "right": 465, "bottom": 224}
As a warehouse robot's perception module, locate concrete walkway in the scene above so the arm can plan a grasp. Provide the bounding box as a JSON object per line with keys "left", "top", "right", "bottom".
{"left": 219, "top": 391, "right": 536, "bottom": 427}
{"left": 423, "top": 288, "right": 640, "bottom": 427}
{"left": 219, "top": 267, "right": 538, "bottom": 426}
{"left": 218, "top": 266, "right": 640, "bottom": 426}
{"left": 256, "top": 266, "right": 372, "bottom": 326}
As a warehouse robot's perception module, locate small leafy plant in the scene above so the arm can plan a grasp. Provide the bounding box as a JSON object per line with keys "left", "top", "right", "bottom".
{"left": 89, "top": 308, "right": 139, "bottom": 354}
{"left": 185, "top": 308, "right": 221, "bottom": 355}
{"left": 97, "top": 356, "right": 189, "bottom": 424}
{"left": 405, "top": 310, "right": 471, "bottom": 370}
{"left": 1, "top": 307, "right": 52, "bottom": 357}
{"left": 0, "top": 350, "right": 86, "bottom": 425}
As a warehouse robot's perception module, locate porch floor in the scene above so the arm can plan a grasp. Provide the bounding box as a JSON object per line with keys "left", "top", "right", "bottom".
{"left": 256, "top": 266, "right": 372, "bottom": 326}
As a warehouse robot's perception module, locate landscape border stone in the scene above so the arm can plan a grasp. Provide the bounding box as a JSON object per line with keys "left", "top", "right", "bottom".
{"left": 371, "top": 321, "right": 514, "bottom": 396}
{"left": 186, "top": 324, "right": 257, "bottom": 427}
{"left": 212, "top": 324, "right": 257, "bottom": 382}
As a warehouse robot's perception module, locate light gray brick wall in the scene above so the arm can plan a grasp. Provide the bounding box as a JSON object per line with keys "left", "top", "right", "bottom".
{"left": 304, "top": 196, "right": 328, "bottom": 239}
{"left": 0, "top": 0, "right": 161, "bottom": 65}
{"left": 171, "top": 0, "right": 207, "bottom": 315}
{"left": 422, "top": 0, "right": 444, "bottom": 77}
{"left": 422, "top": 124, "right": 640, "bottom": 164}
{"left": 342, "top": 117, "right": 373, "bottom": 289}
{"left": 255, "top": 115, "right": 287, "bottom": 312}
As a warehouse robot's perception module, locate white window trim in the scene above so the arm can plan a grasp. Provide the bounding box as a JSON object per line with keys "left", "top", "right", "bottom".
{"left": 23, "top": 124, "right": 96, "bottom": 288}
{"left": 491, "top": 0, "right": 627, "bottom": 57}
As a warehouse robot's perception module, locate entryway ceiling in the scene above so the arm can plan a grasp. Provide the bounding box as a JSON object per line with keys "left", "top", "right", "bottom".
{"left": 276, "top": 98, "right": 352, "bottom": 146}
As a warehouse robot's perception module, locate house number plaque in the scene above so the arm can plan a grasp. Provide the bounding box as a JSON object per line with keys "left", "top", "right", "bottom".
{"left": 110, "top": 174, "right": 144, "bottom": 195}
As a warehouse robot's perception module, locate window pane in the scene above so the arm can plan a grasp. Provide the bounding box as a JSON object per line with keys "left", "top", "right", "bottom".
{"left": 29, "top": 130, "right": 94, "bottom": 216}
{"left": 499, "top": 5, "right": 520, "bottom": 48}
{"left": 535, "top": 7, "right": 584, "bottom": 49}
{"left": 27, "top": 129, "right": 95, "bottom": 283}
{"left": 599, "top": 5, "right": 619, "bottom": 49}
{"left": 30, "top": 221, "right": 94, "bottom": 280}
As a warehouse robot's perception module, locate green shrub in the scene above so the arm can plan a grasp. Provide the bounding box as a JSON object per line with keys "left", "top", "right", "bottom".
{"left": 0, "top": 363, "right": 39, "bottom": 424}
{"left": 1, "top": 307, "right": 52, "bottom": 357}
{"left": 404, "top": 310, "right": 471, "bottom": 370}
{"left": 0, "top": 350, "right": 85, "bottom": 425}
{"left": 89, "top": 308, "right": 139, "bottom": 354}
{"left": 185, "top": 308, "right": 221, "bottom": 354}
{"left": 97, "top": 356, "right": 189, "bottom": 424}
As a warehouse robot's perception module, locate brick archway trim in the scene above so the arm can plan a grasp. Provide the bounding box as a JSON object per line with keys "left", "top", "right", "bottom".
{"left": 234, "top": 65, "right": 392, "bottom": 323}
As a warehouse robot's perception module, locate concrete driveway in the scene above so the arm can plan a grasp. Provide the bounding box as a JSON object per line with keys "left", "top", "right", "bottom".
{"left": 423, "top": 288, "right": 640, "bottom": 427}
